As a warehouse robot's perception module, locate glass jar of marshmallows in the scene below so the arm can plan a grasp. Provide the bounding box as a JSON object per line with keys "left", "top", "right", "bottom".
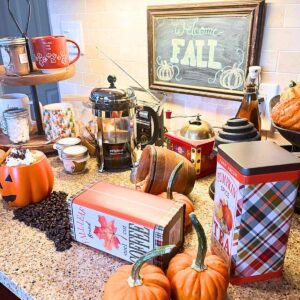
{"left": 3, "top": 108, "right": 30, "bottom": 144}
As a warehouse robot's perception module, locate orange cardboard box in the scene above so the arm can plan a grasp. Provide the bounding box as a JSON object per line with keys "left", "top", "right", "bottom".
{"left": 68, "top": 181, "right": 185, "bottom": 268}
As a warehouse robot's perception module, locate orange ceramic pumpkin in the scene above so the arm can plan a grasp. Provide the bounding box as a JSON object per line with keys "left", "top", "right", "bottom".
{"left": 159, "top": 161, "right": 194, "bottom": 227}
{"left": 167, "top": 213, "right": 229, "bottom": 300}
{"left": 103, "top": 245, "right": 174, "bottom": 300}
{"left": 0, "top": 151, "right": 54, "bottom": 207}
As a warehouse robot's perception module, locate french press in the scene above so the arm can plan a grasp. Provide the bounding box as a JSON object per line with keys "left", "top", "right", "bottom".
{"left": 89, "top": 76, "right": 159, "bottom": 172}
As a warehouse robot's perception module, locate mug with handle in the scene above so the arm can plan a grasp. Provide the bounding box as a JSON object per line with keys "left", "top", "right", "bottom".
{"left": 0, "top": 93, "right": 42, "bottom": 134}
{"left": 43, "top": 103, "right": 77, "bottom": 140}
{"left": 32, "top": 35, "right": 80, "bottom": 70}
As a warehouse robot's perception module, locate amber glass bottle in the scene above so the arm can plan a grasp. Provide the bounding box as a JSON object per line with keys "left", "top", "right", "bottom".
{"left": 235, "top": 75, "right": 261, "bottom": 133}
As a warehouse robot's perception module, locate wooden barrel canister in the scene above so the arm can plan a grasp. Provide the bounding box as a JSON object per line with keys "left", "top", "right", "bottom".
{"left": 135, "top": 145, "right": 196, "bottom": 195}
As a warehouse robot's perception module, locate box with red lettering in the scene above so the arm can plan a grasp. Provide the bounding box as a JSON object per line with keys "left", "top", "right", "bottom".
{"left": 68, "top": 181, "right": 185, "bottom": 268}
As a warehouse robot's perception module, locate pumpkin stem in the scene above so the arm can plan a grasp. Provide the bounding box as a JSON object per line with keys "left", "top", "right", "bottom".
{"left": 129, "top": 245, "right": 175, "bottom": 287}
{"left": 289, "top": 80, "right": 297, "bottom": 88}
{"left": 167, "top": 161, "right": 184, "bottom": 200}
{"left": 189, "top": 213, "right": 208, "bottom": 272}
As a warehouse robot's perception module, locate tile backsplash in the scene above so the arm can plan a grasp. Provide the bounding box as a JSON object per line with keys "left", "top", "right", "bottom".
{"left": 47, "top": 0, "right": 300, "bottom": 129}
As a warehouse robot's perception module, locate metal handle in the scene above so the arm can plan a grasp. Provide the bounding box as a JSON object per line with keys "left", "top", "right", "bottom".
{"left": 96, "top": 123, "right": 105, "bottom": 172}
{"left": 140, "top": 106, "right": 160, "bottom": 146}
{"left": 7, "top": 0, "right": 31, "bottom": 36}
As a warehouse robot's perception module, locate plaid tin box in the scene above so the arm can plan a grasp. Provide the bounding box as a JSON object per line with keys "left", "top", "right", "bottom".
{"left": 211, "top": 141, "right": 300, "bottom": 284}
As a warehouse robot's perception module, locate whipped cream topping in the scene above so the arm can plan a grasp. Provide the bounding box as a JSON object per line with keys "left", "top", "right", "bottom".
{"left": 5, "top": 148, "right": 41, "bottom": 167}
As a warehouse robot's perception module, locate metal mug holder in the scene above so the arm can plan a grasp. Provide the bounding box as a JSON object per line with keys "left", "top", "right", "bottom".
{"left": 7, "top": 0, "right": 44, "bottom": 134}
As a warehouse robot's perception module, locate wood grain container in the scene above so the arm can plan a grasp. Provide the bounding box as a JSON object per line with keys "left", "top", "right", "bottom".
{"left": 135, "top": 145, "right": 195, "bottom": 195}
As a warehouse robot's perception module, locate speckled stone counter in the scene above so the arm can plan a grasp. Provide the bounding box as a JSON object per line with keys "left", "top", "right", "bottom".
{"left": 1, "top": 156, "right": 300, "bottom": 300}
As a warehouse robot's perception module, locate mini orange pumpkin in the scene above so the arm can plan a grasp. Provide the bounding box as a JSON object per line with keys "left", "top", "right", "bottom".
{"left": 159, "top": 161, "right": 194, "bottom": 227}
{"left": 280, "top": 80, "right": 300, "bottom": 101}
{"left": 167, "top": 213, "right": 229, "bottom": 300}
{"left": 103, "top": 245, "right": 174, "bottom": 300}
{"left": 0, "top": 151, "right": 54, "bottom": 207}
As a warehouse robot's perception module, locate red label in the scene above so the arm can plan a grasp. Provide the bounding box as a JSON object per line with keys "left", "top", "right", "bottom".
{"left": 212, "top": 164, "right": 238, "bottom": 267}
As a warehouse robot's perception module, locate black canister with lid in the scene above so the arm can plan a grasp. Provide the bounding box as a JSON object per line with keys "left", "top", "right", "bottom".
{"left": 209, "top": 117, "right": 261, "bottom": 199}
{"left": 214, "top": 118, "right": 261, "bottom": 151}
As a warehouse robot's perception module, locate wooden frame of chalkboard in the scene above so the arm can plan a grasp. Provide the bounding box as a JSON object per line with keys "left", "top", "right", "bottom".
{"left": 147, "top": 1, "right": 265, "bottom": 101}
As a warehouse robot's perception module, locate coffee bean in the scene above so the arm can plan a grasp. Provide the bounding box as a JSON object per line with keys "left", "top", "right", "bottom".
{"left": 13, "top": 191, "right": 72, "bottom": 252}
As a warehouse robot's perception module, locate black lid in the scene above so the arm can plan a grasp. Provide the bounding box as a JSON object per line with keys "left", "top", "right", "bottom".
{"left": 218, "top": 141, "right": 300, "bottom": 176}
{"left": 89, "top": 75, "right": 136, "bottom": 112}
{"left": 222, "top": 118, "right": 254, "bottom": 133}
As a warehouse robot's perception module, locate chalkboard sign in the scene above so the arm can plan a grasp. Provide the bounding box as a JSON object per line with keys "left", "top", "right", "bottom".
{"left": 147, "top": 1, "right": 265, "bottom": 100}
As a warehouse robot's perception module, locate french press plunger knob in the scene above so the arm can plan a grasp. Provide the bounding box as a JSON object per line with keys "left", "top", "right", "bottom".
{"left": 107, "top": 75, "right": 116, "bottom": 88}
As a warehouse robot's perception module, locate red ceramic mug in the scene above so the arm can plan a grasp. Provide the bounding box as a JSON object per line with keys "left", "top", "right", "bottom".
{"left": 32, "top": 35, "right": 80, "bottom": 69}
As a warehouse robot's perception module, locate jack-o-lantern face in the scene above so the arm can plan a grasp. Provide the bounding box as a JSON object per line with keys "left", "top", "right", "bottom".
{"left": 0, "top": 152, "right": 54, "bottom": 207}
{"left": 0, "top": 174, "right": 17, "bottom": 202}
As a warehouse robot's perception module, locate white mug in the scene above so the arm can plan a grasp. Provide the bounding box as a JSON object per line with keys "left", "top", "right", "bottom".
{"left": 0, "top": 93, "right": 42, "bottom": 134}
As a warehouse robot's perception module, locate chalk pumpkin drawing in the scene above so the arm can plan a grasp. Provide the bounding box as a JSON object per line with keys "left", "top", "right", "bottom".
{"left": 156, "top": 56, "right": 182, "bottom": 82}
{"left": 208, "top": 48, "right": 245, "bottom": 90}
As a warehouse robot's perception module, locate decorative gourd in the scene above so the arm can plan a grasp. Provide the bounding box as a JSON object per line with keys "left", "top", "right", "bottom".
{"left": 0, "top": 151, "right": 54, "bottom": 207}
{"left": 280, "top": 80, "right": 300, "bottom": 101}
{"left": 135, "top": 145, "right": 195, "bottom": 195}
{"left": 167, "top": 213, "right": 229, "bottom": 300}
{"left": 103, "top": 245, "right": 174, "bottom": 300}
{"left": 271, "top": 98, "right": 300, "bottom": 131}
{"left": 159, "top": 161, "right": 194, "bottom": 227}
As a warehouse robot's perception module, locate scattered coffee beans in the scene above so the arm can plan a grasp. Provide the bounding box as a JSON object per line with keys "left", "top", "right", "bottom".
{"left": 13, "top": 191, "right": 72, "bottom": 252}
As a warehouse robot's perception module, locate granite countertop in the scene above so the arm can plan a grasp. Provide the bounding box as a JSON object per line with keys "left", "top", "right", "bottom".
{"left": 0, "top": 156, "right": 300, "bottom": 300}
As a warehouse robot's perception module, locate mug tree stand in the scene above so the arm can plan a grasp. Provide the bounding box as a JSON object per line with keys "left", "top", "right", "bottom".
{"left": 0, "top": 63, "right": 75, "bottom": 153}
{"left": 0, "top": 0, "right": 76, "bottom": 152}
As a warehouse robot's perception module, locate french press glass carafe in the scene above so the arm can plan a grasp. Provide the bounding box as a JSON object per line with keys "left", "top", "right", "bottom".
{"left": 90, "top": 76, "right": 136, "bottom": 171}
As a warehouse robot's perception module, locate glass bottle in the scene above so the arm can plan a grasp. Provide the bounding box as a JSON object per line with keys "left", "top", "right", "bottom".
{"left": 235, "top": 66, "right": 261, "bottom": 133}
